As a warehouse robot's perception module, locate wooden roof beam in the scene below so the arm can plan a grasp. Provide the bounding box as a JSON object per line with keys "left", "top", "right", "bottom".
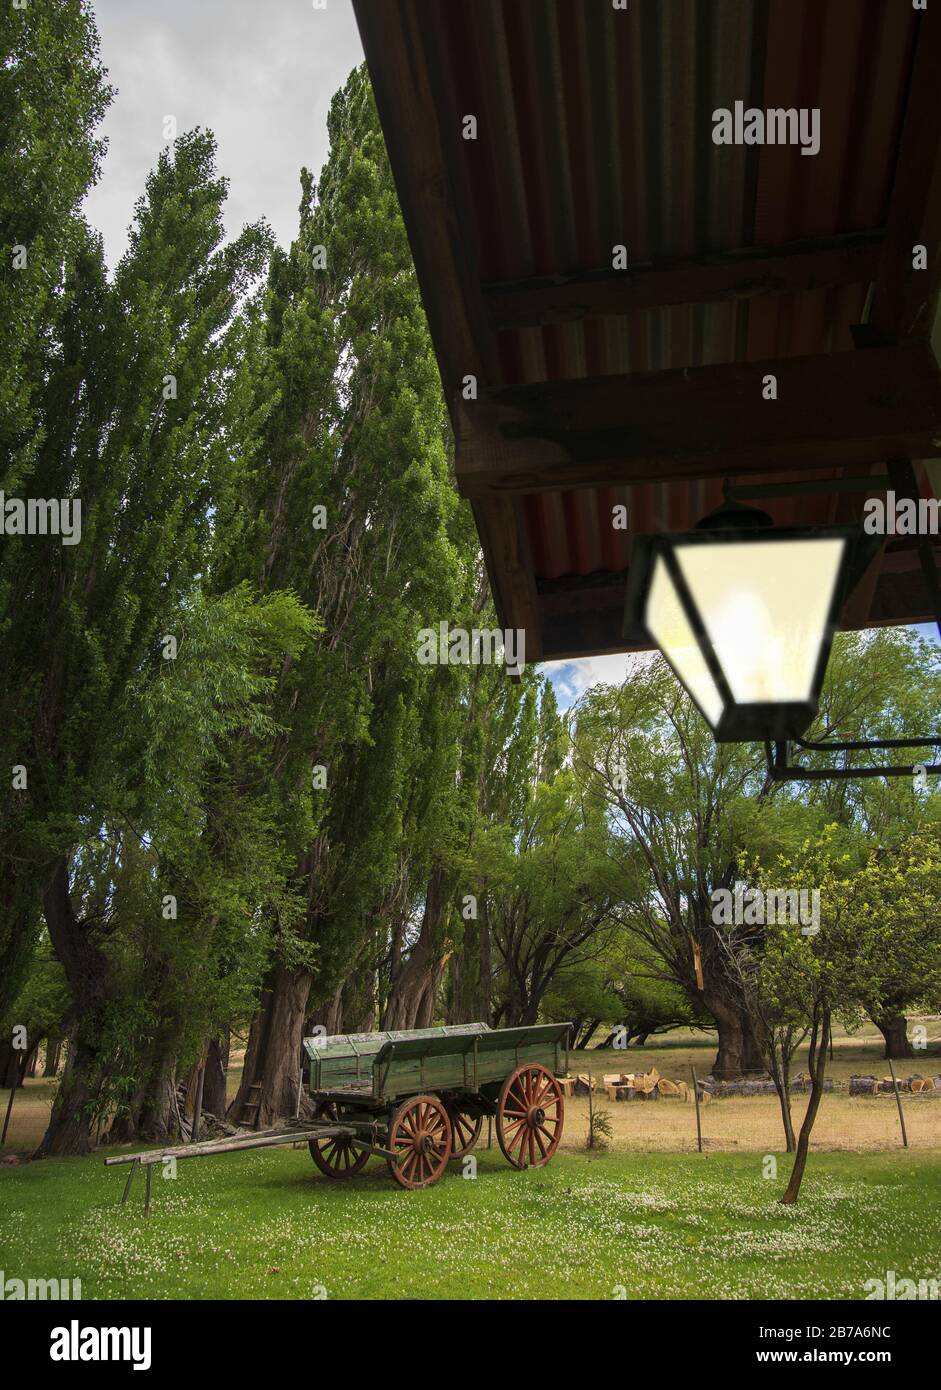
{"left": 484, "top": 232, "right": 883, "bottom": 330}
{"left": 471, "top": 496, "right": 544, "bottom": 664}
{"left": 352, "top": 0, "right": 497, "bottom": 405}
{"left": 454, "top": 341, "right": 941, "bottom": 497}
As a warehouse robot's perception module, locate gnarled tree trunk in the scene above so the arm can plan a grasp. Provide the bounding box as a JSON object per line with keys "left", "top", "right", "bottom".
{"left": 36, "top": 857, "right": 112, "bottom": 1157}
{"left": 382, "top": 868, "right": 449, "bottom": 1030}
{"left": 228, "top": 964, "right": 312, "bottom": 1128}
{"left": 705, "top": 992, "right": 764, "bottom": 1079}
{"left": 873, "top": 1012, "right": 913, "bottom": 1059}
{"left": 201, "top": 1032, "right": 229, "bottom": 1118}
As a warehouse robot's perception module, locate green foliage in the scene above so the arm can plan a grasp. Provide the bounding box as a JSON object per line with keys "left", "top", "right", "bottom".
{"left": 743, "top": 823, "right": 941, "bottom": 1030}
{"left": 0, "top": 0, "right": 112, "bottom": 487}
{"left": 0, "top": 940, "right": 69, "bottom": 1044}
{"left": 586, "top": 1105, "right": 613, "bottom": 1152}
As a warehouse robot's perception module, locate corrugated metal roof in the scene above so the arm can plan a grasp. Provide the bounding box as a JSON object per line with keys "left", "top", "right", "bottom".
{"left": 429, "top": 0, "right": 920, "bottom": 585}
{"left": 356, "top": 0, "right": 941, "bottom": 656}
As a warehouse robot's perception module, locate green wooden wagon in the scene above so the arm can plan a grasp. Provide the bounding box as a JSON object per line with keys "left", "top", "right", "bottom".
{"left": 105, "top": 1021, "right": 571, "bottom": 1200}
{"left": 303, "top": 1021, "right": 571, "bottom": 1189}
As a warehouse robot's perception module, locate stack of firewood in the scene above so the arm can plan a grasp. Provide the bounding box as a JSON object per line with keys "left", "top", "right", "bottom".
{"left": 558, "top": 1069, "right": 693, "bottom": 1101}
{"left": 848, "top": 1073, "right": 941, "bottom": 1096}
{"left": 557, "top": 1074, "right": 597, "bottom": 1097}
{"left": 598, "top": 1068, "right": 690, "bottom": 1102}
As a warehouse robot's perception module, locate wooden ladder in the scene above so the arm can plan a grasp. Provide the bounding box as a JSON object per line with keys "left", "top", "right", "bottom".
{"left": 239, "top": 1082, "right": 262, "bottom": 1130}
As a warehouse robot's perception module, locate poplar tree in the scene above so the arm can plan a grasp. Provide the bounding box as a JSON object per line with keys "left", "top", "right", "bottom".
{"left": 5, "top": 128, "right": 272, "bottom": 1154}
{"left": 0, "top": 0, "right": 111, "bottom": 1012}
{"left": 226, "top": 67, "right": 477, "bottom": 1125}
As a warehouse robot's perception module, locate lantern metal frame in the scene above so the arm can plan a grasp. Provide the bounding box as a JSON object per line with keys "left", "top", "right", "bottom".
{"left": 623, "top": 520, "right": 877, "bottom": 744}
{"left": 765, "top": 734, "right": 941, "bottom": 783}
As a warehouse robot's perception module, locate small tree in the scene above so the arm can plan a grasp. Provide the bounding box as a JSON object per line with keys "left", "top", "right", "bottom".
{"left": 714, "top": 914, "right": 806, "bottom": 1152}
{"left": 732, "top": 826, "right": 941, "bottom": 1202}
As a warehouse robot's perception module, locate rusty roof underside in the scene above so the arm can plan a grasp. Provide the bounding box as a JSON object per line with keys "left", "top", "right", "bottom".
{"left": 353, "top": 0, "right": 941, "bottom": 662}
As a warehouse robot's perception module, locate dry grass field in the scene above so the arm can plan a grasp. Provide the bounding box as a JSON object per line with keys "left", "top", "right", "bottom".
{"left": 3, "top": 1020, "right": 939, "bottom": 1157}
{"left": 556, "top": 1020, "right": 941, "bottom": 1155}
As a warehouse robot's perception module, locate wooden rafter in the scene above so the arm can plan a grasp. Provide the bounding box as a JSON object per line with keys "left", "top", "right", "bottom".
{"left": 455, "top": 342, "right": 941, "bottom": 497}
{"left": 354, "top": 0, "right": 496, "bottom": 399}
{"left": 484, "top": 232, "right": 883, "bottom": 329}
{"left": 355, "top": 0, "right": 941, "bottom": 660}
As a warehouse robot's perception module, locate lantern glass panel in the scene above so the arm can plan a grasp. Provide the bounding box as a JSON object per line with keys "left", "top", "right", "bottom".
{"left": 646, "top": 554, "right": 724, "bottom": 728}
{"left": 673, "top": 536, "right": 846, "bottom": 706}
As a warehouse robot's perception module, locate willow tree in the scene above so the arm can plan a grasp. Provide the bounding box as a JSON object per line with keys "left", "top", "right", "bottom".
{"left": 572, "top": 660, "right": 812, "bottom": 1078}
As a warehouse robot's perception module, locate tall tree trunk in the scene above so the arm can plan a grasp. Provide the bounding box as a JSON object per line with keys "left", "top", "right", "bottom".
{"left": 43, "top": 1034, "right": 63, "bottom": 1077}
{"left": 137, "top": 1054, "right": 179, "bottom": 1144}
{"left": 501, "top": 986, "right": 527, "bottom": 1028}
{"left": 36, "top": 856, "right": 112, "bottom": 1157}
{"left": 479, "top": 904, "right": 492, "bottom": 1025}
{"left": 343, "top": 969, "right": 376, "bottom": 1034}
{"left": 414, "top": 953, "right": 450, "bottom": 1029}
{"left": 781, "top": 1006, "right": 830, "bottom": 1204}
{"left": 382, "top": 868, "right": 449, "bottom": 1030}
{"left": 873, "top": 1012, "right": 913, "bottom": 1059}
{"left": 448, "top": 948, "right": 465, "bottom": 1024}
{"left": 201, "top": 1032, "right": 229, "bottom": 1118}
{"left": 307, "top": 983, "right": 343, "bottom": 1039}
{"left": 706, "top": 994, "right": 763, "bottom": 1079}
{"left": 768, "top": 1039, "right": 796, "bottom": 1152}
{"left": 36, "top": 1036, "right": 105, "bottom": 1157}
{"left": 521, "top": 994, "right": 541, "bottom": 1026}
{"left": 228, "top": 965, "right": 312, "bottom": 1128}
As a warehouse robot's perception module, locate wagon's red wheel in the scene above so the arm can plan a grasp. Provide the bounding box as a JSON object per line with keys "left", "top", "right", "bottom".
{"left": 446, "top": 1104, "right": 483, "bottom": 1159}
{"left": 387, "top": 1094, "right": 452, "bottom": 1189}
{"left": 497, "top": 1064, "right": 564, "bottom": 1170}
{"left": 308, "top": 1100, "right": 369, "bottom": 1180}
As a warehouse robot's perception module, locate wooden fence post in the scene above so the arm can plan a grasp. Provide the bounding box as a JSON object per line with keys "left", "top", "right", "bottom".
{"left": 690, "top": 1065, "right": 703, "bottom": 1153}
{"left": 1, "top": 1050, "right": 27, "bottom": 1147}
{"left": 887, "top": 1057, "right": 909, "bottom": 1148}
{"left": 192, "top": 1063, "right": 205, "bottom": 1145}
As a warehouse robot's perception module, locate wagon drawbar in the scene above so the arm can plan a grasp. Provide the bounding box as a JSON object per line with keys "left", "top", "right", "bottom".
{"left": 105, "top": 1021, "right": 572, "bottom": 1206}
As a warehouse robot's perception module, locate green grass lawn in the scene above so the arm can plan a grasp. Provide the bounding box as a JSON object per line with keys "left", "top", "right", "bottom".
{"left": 2, "top": 1145, "right": 939, "bottom": 1300}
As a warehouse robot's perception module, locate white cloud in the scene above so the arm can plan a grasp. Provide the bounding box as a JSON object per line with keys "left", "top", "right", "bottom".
{"left": 84, "top": 0, "right": 365, "bottom": 265}
{"left": 543, "top": 650, "right": 656, "bottom": 708}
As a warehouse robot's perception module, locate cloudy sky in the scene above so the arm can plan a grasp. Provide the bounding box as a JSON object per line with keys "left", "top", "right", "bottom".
{"left": 84, "top": 0, "right": 365, "bottom": 264}
{"left": 81, "top": 1, "right": 935, "bottom": 710}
